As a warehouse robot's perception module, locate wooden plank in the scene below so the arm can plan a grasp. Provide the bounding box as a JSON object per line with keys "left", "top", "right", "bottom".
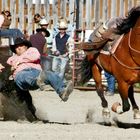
{"left": 119, "top": 0, "right": 125, "bottom": 17}
{"left": 68, "top": 0, "right": 75, "bottom": 26}
{"left": 111, "top": 0, "right": 117, "bottom": 17}
{"left": 94, "top": 0, "right": 100, "bottom": 24}
{"left": 34, "top": 0, "right": 41, "bottom": 14}
{"left": 52, "top": 0, "right": 58, "bottom": 26}
{"left": 60, "top": 0, "right": 67, "bottom": 18}
{"left": 1, "top": 0, "right": 8, "bottom": 10}
{"left": 26, "top": 0, "right": 33, "bottom": 34}
{"left": 102, "top": 0, "right": 108, "bottom": 21}
{"left": 18, "top": 0, "right": 24, "bottom": 30}
{"left": 44, "top": 0, "right": 50, "bottom": 28}
{"left": 79, "top": 0, "right": 84, "bottom": 28}
{"left": 9, "top": 0, "right": 16, "bottom": 28}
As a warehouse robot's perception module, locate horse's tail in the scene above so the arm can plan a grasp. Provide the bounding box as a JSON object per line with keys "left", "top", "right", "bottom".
{"left": 78, "top": 56, "right": 93, "bottom": 85}
{"left": 113, "top": 117, "right": 140, "bottom": 129}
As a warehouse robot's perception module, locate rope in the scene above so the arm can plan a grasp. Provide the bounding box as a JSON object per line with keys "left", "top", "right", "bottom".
{"left": 112, "top": 53, "right": 140, "bottom": 70}
{"left": 111, "top": 28, "right": 140, "bottom": 70}
{"left": 128, "top": 28, "right": 140, "bottom": 54}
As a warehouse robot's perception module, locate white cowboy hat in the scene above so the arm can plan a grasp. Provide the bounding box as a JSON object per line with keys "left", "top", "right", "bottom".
{"left": 58, "top": 19, "right": 68, "bottom": 29}
{"left": 39, "top": 19, "right": 49, "bottom": 26}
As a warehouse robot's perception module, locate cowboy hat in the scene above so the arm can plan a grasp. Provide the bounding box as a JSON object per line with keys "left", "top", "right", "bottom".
{"left": 10, "top": 37, "right": 32, "bottom": 53}
{"left": 36, "top": 28, "right": 50, "bottom": 37}
{"left": 39, "top": 19, "right": 49, "bottom": 26}
{"left": 58, "top": 19, "right": 68, "bottom": 30}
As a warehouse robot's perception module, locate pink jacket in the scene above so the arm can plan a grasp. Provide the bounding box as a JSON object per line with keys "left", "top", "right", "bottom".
{"left": 0, "top": 15, "right": 4, "bottom": 28}
{"left": 7, "top": 47, "right": 42, "bottom": 78}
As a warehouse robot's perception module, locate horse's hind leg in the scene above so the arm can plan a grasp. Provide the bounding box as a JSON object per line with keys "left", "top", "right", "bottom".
{"left": 128, "top": 86, "right": 140, "bottom": 119}
{"left": 92, "top": 65, "right": 110, "bottom": 122}
{"left": 128, "top": 86, "right": 139, "bottom": 110}
{"left": 93, "top": 65, "right": 108, "bottom": 108}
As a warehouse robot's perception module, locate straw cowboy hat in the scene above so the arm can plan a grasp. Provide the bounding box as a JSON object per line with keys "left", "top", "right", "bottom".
{"left": 39, "top": 19, "right": 49, "bottom": 26}
{"left": 36, "top": 28, "right": 50, "bottom": 37}
{"left": 10, "top": 37, "right": 32, "bottom": 53}
{"left": 58, "top": 18, "right": 68, "bottom": 29}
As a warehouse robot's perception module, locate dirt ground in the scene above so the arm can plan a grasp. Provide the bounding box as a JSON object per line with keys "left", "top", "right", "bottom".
{"left": 0, "top": 88, "right": 140, "bottom": 140}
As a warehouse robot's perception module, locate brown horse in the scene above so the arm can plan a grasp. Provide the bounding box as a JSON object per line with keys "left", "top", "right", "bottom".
{"left": 79, "top": 6, "right": 140, "bottom": 122}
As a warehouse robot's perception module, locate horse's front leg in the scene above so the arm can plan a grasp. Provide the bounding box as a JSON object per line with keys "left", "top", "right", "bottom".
{"left": 112, "top": 81, "right": 130, "bottom": 114}
{"left": 114, "top": 83, "right": 140, "bottom": 119}
{"left": 128, "top": 86, "right": 140, "bottom": 119}
{"left": 92, "top": 65, "right": 110, "bottom": 121}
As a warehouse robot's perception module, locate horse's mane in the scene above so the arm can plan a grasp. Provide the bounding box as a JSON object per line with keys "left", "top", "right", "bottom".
{"left": 117, "top": 6, "right": 140, "bottom": 34}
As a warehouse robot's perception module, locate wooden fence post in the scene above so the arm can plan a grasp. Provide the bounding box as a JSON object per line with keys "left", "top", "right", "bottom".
{"left": 0, "top": 0, "right": 140, "bottom": 33}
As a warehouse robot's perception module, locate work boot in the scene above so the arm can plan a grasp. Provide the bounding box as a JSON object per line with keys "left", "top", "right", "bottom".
{"left": 59, "top": 81, "right": 74, "bottom": 102}
{"left": 36, "top": 71, "right": 46, "bottom": 91}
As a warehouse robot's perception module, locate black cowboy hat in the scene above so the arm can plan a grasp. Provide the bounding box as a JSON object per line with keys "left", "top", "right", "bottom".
{"left": 36, "top": 28, "right": 50, "bottom": 37}
{"left": 10, "top": 37, "right": 32, "bottom": 53}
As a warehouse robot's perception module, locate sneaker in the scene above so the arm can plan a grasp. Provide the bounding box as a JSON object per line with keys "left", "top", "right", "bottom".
{"left": 59, "top": 81, "right": 74, "bottom": 102}
{"left": 105, "top": 91, "right": 114, "bottom": 96}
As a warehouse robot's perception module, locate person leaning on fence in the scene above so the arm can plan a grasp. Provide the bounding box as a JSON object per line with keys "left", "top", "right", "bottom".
{"left": 51, "top": 18, "right": 74, "bottom": 80}
{"left": 34, "top": 13, "right": 53, "bottom": 52}
{"left": 33, "top": 13, "right": 42, "bottom": 25}
{"left": 0, "top": 10, "right": 24, "bottom": 41}
{"left": 39, "top": 18, "right": 54, "bottom": 54}
{"left": 33, "top": 13, "right": 50, "bottom": 34}
{"left": 7, "top": 37, "right": 73, "bottom": 102}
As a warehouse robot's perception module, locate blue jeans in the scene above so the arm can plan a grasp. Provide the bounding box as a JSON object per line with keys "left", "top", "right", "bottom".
{"left": 52, "top": 56, "right": 69, "bottom": 80}
{"left": 14, "top": 68, "right": 65, "bottom": 95}
{"left": 0, "top": 28, "right": 24, "bottom": 41}
{"left": 41, "top": 55, "right": 52, "bottom": 72}
{"left": 104, "top": 72, "right": 115, "bottom": 93}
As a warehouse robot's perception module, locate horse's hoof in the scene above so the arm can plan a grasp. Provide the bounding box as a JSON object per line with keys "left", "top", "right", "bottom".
{"left": 133, "top": 109, "right": 140, "bottom": 119}
{"left": 102, "top": 108, "right": 111, "bottom": 124}
{"left": 102, "top": 108, "right": 110, "bottom": 119}
{"left": 111, "top": 102, "right": 123, "bottom": 114}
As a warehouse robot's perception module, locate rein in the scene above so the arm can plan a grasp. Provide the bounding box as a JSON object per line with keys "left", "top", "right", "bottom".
{"left": 112, "top": 53, "right": 140, "bottom": 70}
{"left": 128, "top": 28, "right": 140, "bottom": 54}
{"left": 112, "top": 28, "right": 140, "bottom": 70}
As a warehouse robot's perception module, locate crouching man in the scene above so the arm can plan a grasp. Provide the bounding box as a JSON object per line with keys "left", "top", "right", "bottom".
{"left": 7, "top": 37, "right": 73, "bottom": 102}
